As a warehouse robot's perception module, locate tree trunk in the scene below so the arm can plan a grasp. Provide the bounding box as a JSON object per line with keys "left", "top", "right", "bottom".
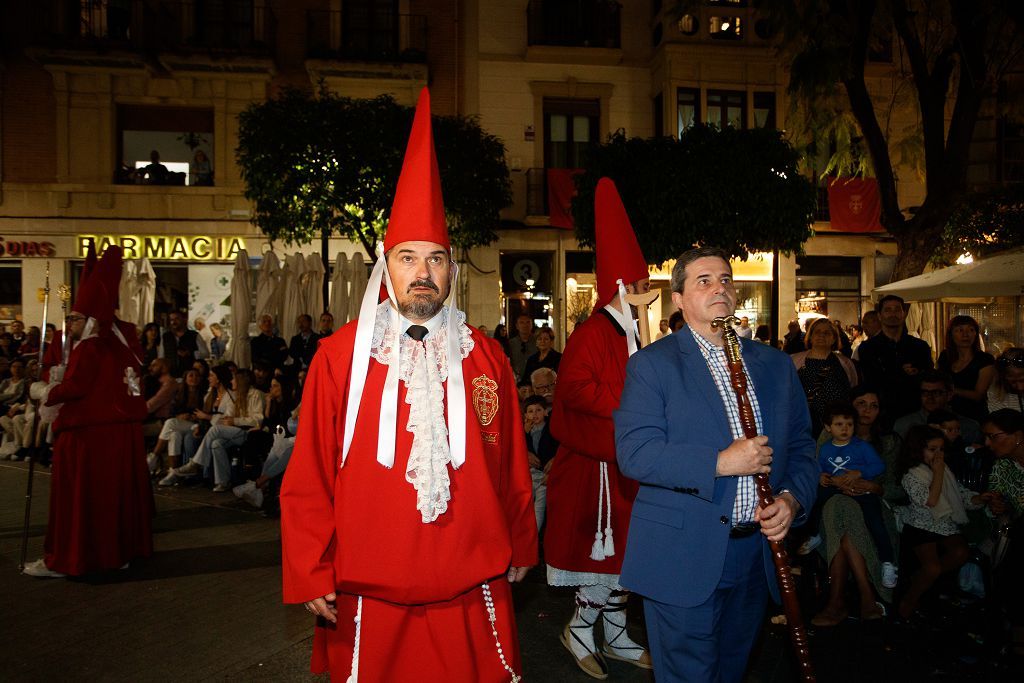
{"left": 891, "top": 209, "right": 948, "bottom": 281}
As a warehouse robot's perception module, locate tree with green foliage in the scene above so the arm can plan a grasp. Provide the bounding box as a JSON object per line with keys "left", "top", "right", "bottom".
{"left": 570, "top": 126, "right": 817, "bottom": 263}
{"left": 236, "top": 88, "right": 511, "bottom": 260}
{"left": 941, "top": 183, "right": 1024, "bottom": 260}
{"left": 750, "top": 0, "right": 1024, "bottom": 279}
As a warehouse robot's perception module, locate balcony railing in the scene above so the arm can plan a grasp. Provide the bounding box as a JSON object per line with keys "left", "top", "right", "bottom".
{"left": 43, "top": 0, "right": 274, "bottom": 53}
{"left": 527, "top": 0, "right": 621, "bottom": 49}
{"left": 307, "top": 10, "right": 427, "bottom": 63}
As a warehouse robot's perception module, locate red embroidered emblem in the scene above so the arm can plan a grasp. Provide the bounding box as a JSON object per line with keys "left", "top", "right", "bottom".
{"left": 472, "top": 374, "right": 499, "bottom": 426}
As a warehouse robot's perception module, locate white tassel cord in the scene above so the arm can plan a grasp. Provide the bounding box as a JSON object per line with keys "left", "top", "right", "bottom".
{"left": 590, "top": 462, "right": 615, "bottom": 561}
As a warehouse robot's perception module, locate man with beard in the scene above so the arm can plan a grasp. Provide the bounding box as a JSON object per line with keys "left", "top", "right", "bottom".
{"left": 23, "top": 245, "right": 153, "bottom": 577}
{"left": 160, "top": 310, "right": 209, "bottom": 377}
{"left": 280, "top": 88, "right": 537, "bottom": 682}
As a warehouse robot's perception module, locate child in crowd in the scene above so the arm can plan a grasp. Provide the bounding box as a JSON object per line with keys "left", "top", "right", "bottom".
{"left": 803, "top": 402, "right": 898, "bottom": 588}
{"left": 523, "top": 395, "right": 558, "bottom": 533}
{"left": 928, "top": 409, "right": 993, "bottom": 492}
{"left": 895, "top": 425, "right": 994, "bottom": 620}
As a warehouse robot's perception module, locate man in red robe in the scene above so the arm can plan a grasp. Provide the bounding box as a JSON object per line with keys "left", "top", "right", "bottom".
{"left": 23, "top": 245, "right": 153, "bottom": 577}
{"left": 280, "top": 88, "right": 537, "bottom": 682}
{"left": 544, "top": 178, "right": 653, "bottom": 678}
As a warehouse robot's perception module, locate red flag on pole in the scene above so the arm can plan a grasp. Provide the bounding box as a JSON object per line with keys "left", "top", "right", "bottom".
{"left": 547, "top": 168, "right": 582, "bottom": 229}
{"left": 826, "top": 177, "right": 884, "bottom": 232}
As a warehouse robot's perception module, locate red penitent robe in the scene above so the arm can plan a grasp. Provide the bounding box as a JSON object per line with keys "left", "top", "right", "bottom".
{"left": 44, "top": 327, "right": 153, "bottom": 575}
{"left": 280, "top": 323, "right": 538, "bottom": 682}
{"left": 544, "top": 309, "right": 639, "bottom": 575}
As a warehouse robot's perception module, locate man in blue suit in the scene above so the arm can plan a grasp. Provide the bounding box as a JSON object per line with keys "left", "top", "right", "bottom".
{"left": 614, "top": 248, "right": 818, "bottom": 682}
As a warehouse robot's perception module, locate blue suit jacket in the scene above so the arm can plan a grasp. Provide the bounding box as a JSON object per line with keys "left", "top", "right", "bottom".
{"left": 614, "top": 327, "right": 817, "bottom": 607}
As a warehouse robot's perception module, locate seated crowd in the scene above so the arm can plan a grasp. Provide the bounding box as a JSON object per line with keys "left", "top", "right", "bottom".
{"left": 2, "top": 295, "right": 1022, "bottom": 656}
{"left": 772, "top": 295, "right": 1023, "bottom": 662}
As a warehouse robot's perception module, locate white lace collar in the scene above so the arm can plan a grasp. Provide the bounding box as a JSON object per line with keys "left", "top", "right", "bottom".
{"left": 368, "top": 301, "right": 475, "bottom": 522}
{"left": 370, "top": 301, "right": 474, "bottom": 383}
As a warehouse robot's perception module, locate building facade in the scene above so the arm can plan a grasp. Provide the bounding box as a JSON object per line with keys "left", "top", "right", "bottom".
{"left": 1, "top": 1, "right": 1016, "bottom": 346}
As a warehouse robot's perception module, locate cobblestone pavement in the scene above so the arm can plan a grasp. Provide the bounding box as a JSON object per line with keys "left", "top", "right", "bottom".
{"left": 0, "top": 462, "right": 1013, "bottom": 682}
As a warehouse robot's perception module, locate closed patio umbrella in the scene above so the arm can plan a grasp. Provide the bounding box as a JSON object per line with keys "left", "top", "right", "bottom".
{"left": 303, "top": 252, "right": 325, "bottom": 321}
{"left": 136, "top": 258, "right": 157, "bottom": 327}
{"left": 226, "top": 248, "right": 252, "bottom": 368}
{"left": 255, "top": 250, "right": 282, "bottom": 330}
{"left": 347, "top": 252, "right": 368, "bottom": 322}
{"left": 118, "top": 259, "right": 139, "bottom": 328}
{"left": 329, "top": 252, "right": 349, "bottom": 325}
{"left": 279, "top": 253, "right": 305, "bottom": 340}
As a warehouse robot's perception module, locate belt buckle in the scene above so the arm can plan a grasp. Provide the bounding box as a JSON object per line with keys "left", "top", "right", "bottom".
{"left": 729, "top": 523, "right": 759, "bottom": 539}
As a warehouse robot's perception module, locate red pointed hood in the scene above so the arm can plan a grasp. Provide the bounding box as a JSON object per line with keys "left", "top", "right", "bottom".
{"left": 74, "top": 246, "right": 122, "bottom": 323}
{"left": 383, "top": 88, "right": 449, "bottom": 253}
{"left": 81, "top": 239, "right": 98, "bottom": 285}
{"left": 594, "top": 177, "right": 648, "bottom": 308}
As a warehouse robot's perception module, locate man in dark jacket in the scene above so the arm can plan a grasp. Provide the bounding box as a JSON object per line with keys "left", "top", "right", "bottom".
{"left": 250, "top": 314, "right": 288, "bottom": 371}
{"left": 288, "top": 314, "right": 320, "bottom": 373}
{"left": 161, "top": 311, "right": 209, "bottom": 377}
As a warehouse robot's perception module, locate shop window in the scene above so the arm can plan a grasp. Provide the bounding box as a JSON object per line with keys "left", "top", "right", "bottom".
{"left": 709, "top": 16, "right": 743, "bottom": 40}
{"left": 565, "top": 251, "right": 597, "bottom": 338}
{"left": 946, "top": 300, "right": 1023, "bottom": 358}
{"left": 116, "top": 105, "right": 215, "bottom": 186}
{"left": 707, "top": 90, "right": 745, "bottom": 129}
{"left": 795, "top": 256, "right": 862, "bottom": 327}
{"left": 753, "top": 92, "right": 776, "bottom": 129}
{"left": 677, "top": 88, "right": 699, "bottom": 136}
{"left": 0, "top": 263, "right": 22, "bottom": 323}
{"left": 501, "top": 252, "right": 555, "bottom": 332}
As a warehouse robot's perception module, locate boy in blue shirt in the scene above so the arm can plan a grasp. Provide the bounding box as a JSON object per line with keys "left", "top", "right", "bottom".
{"left": 802, "top": 403, "right": 897, "bottom": 589}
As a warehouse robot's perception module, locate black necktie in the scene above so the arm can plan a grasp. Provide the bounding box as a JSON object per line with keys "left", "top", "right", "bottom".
{"left": 407, "top": 325, "right": 428, "bottom": 342}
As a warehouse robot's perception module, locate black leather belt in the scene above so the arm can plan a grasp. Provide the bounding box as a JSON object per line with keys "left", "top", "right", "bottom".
{"left": 729, "top": 523, "right": 759, "bottom": 539}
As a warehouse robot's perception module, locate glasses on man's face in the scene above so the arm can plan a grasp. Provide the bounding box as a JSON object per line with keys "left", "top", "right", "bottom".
{"left": 983, "top": 431, "right": 1007, "bottom": 441}
{"left": 65, "top": 315, "right": 85, "bottom": 323}
{"left": 534, "top": 383, "right": 554, "bottom": 393}
{"left": 998, "top": 355, "right": 1024, "bottom": 369}
{"left": 920, "top": 389, "right": 947, "bottom": 397}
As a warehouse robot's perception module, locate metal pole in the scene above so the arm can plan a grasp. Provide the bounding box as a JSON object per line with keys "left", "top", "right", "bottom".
{"left": 20, "top": 261, "right": 51, "bottom": 571}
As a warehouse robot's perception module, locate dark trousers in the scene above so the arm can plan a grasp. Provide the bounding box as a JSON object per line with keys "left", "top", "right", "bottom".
{"left": 643, "top": 532, "right": 769, "bottom": 683}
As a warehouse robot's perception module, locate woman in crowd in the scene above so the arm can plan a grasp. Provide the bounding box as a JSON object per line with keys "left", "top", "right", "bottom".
{"left": 141, "top": 323, "right": 161, "bottom": 367}
{"left": 160, "top": 369, "right": 264, "bottom": 491}
{"left": 520, "top": 326, "right": 561, "bottom": 386}
{"left": 988, "top": 347, "right": 1024, "bottom": 413}
{"left": 981, "top": 409, "right": 1024, "bottom": 657}
{"left": 937, "top": 314, "right": 995, "bottom": 423}
{"left": 17, "top": 326, "right": 41, "bottom": 359}
{"left": 895, "top": 425, "right": 991, "bottom": 620}
{"left": 811, "top": 387, "right": 902, "bottom": 626}
{"left": 792, "top": 317, "right": 859, "bottom": 436}
{"left": 240, "top": 374, "right": 296, "bottom": 465}
{"left": 0, "top": 333, "right": 18, "bottom": 361}
{"left": 492, "top": 323, "right": 510, "bottom": 355}
{"left": 147, "top": 367, "right": 210, "bottom": 474}
{"left": 158, "top": 365, "right": 233, "bottom": 486}
{"left": 192, "top": 358, "right": 210, "bottom": 384}
{"left": 190, "top": 150, "right": 213, "bottom": 186}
